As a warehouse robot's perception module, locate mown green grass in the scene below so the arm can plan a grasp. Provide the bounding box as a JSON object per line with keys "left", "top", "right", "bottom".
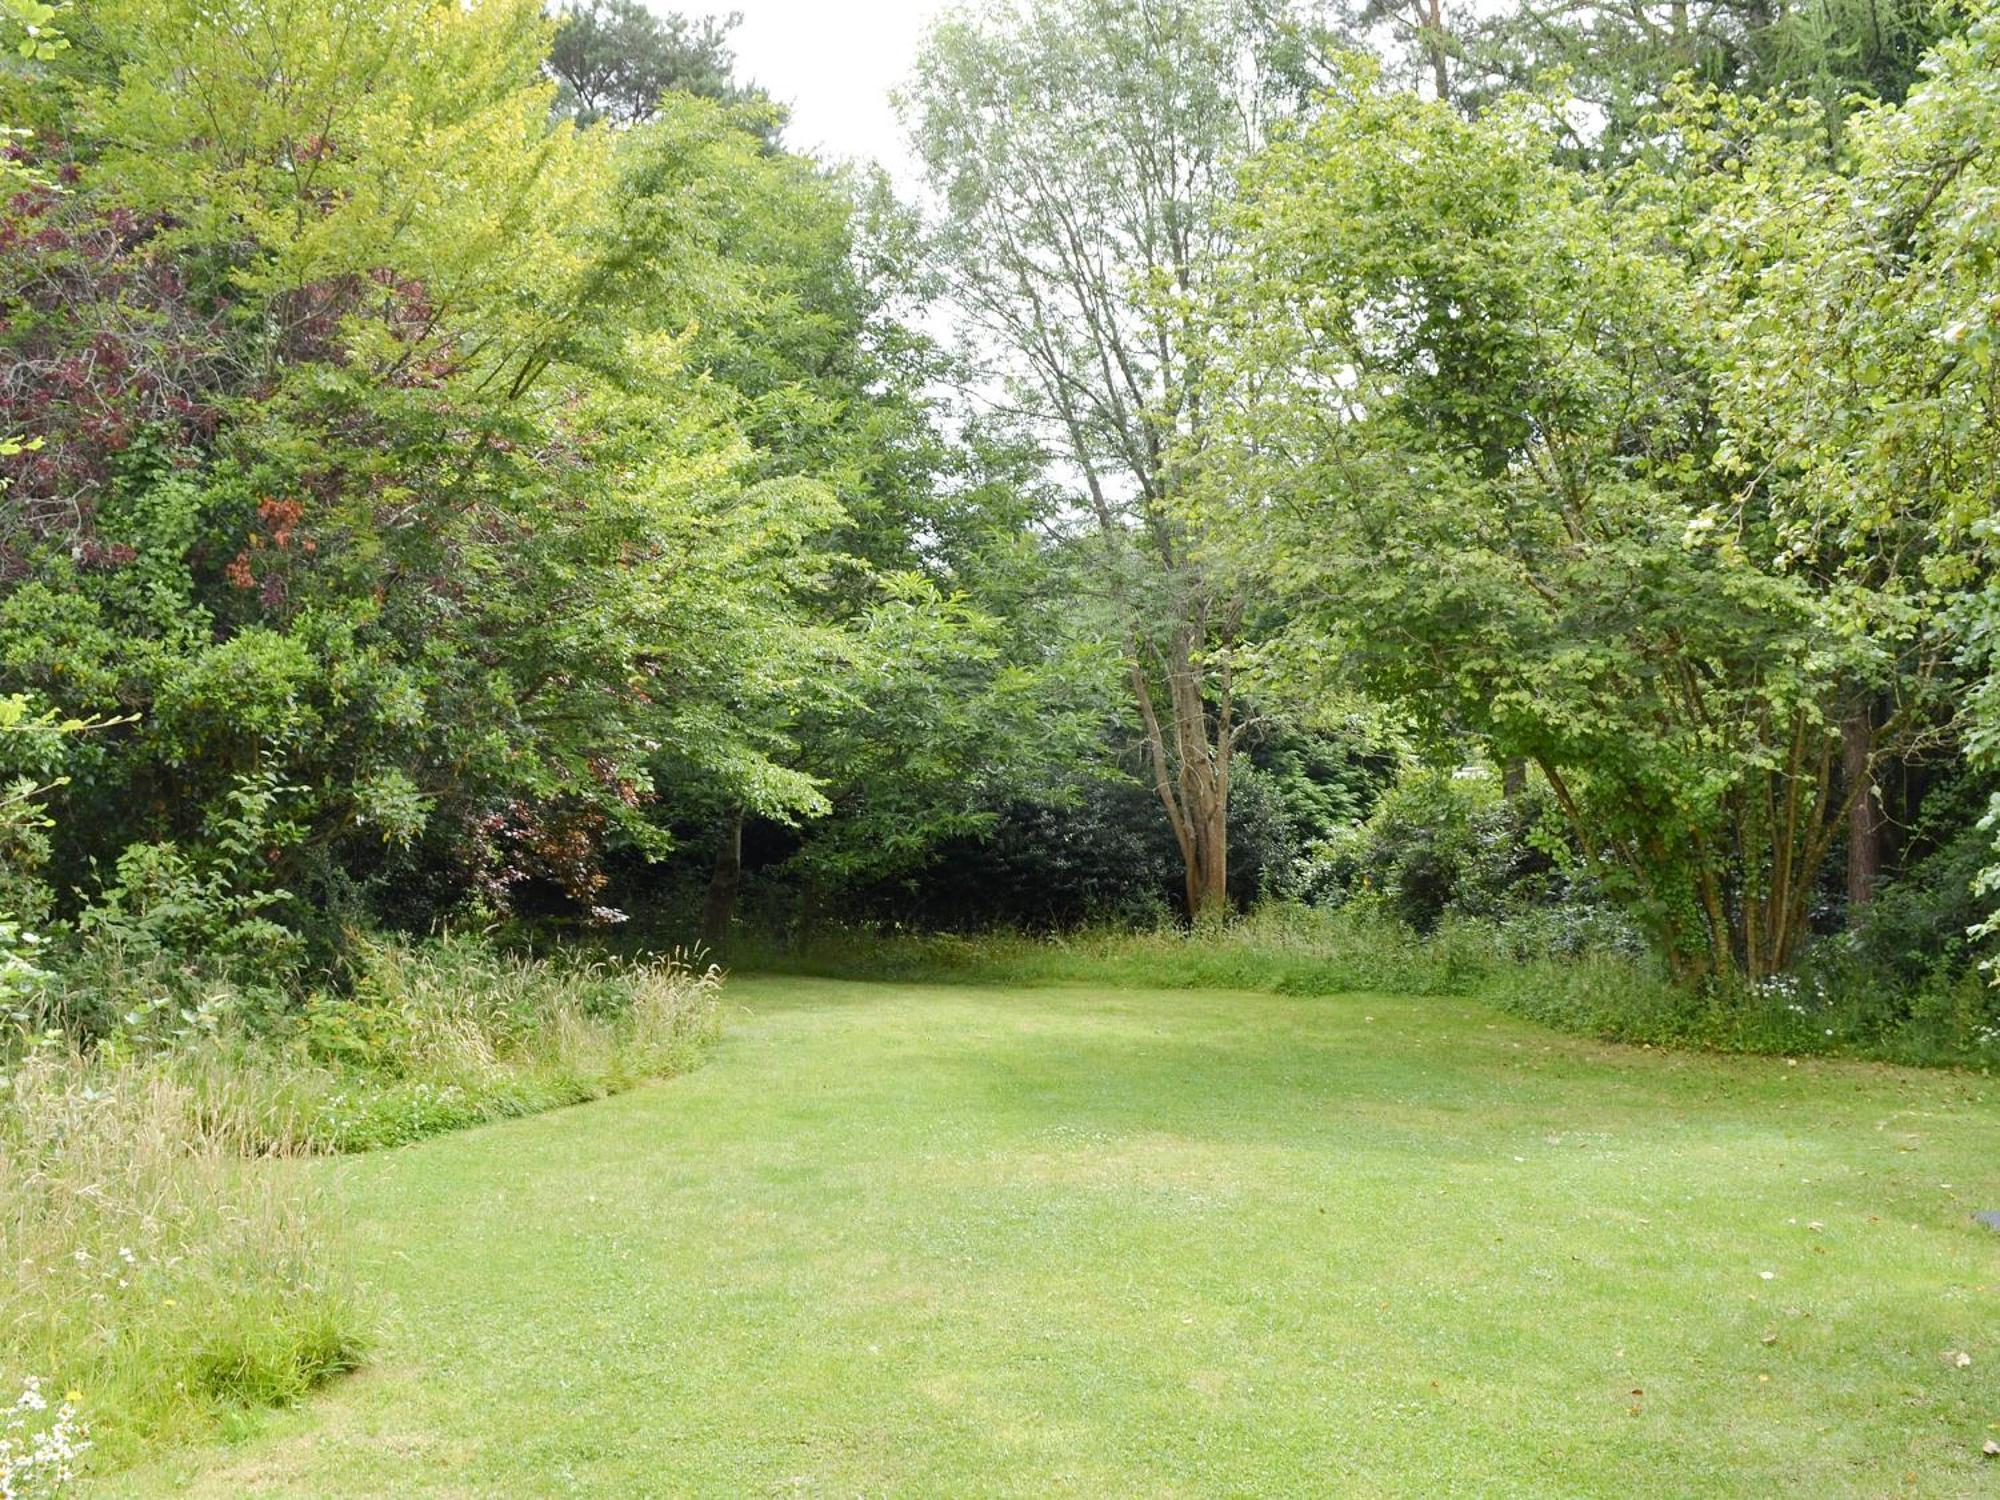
{"left": 102, "top": 978, "right": 2000, "bottom": 1497}
{"left": 730, "top": 909, "right": 2000, "bottom": 1067}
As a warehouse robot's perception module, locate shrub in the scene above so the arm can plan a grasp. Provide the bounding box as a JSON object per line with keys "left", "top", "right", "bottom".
{"left": 46, "top": 935, "right": 728, "bottom": 1158}
{"left": 65, "top": 775, "right": 307, "bottom": 1018}
{"left": 1843, "top": 804, "right": 1995, "bottom": 988}
{"left": 274, "top": 937, "right": 723, "bottom": 1154}
{"left": 1288, "top": 766, "right": 1584, "bottom": 932}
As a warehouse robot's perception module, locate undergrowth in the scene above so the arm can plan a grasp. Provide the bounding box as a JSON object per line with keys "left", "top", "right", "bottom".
{"left": 174, "top": 935, "right": 726, "bottom": 1155}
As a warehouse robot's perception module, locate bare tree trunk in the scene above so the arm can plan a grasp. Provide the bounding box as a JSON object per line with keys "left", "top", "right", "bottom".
{"left": 1502, "top": 757, "right": 1527, "bottom": 798}
{"left": 1184, "top": 794, "right": 1229, "bottom": 921}
{"left": 1844, "top": 706, "right": 1882, "bottom": 916}
{"left": 1419, "top": 0, "right": 1452, "bottom": 102}
{"left": 1128, "top": 609, "right": 1237, "bottom": 924}
{"left": 699, "top": 809, "right": 743, "bottom": 953}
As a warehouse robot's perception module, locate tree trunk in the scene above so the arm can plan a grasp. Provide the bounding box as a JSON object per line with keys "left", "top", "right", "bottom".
{"left": 1420, "top": 0, "right": 1452, "bottom": 103}
{"left": 1844, "top": 706, "right": 1882, "bottom": 916}
{"left": 1501, "top": 757, "right": 1527, "bottom": 798}
{"left": 1184, "top": 786, "right": 1230, "bottom": 923}
{"left": 1127, "top": 608, "right": 1237, "bottom": 925}
{"left": 699, "top": 809, "right": 743, "bottom": 953}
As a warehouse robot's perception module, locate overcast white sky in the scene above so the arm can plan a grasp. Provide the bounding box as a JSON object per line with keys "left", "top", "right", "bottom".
{"left": 719, "top": 0, "right": 956, "bottom": 183}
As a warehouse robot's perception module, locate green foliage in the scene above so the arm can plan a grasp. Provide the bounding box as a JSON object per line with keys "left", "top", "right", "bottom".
{"left": 0, "top": 0, "right": 1090, "bottom": 967}
{"left": 1458, "top": 0, "right": 1955, "bottom": 160}
{"left": 0, "top": 0, "right": 68, "bottom": 172}
{"left": 72, "top": 775, "right": 307, "bottom": 1000}
{"left": 1209, "top": 63, "right": 1972, "bottom": 983}
{"left": 546, "top": 1, "right": 770, "bottom": 130}
{"left": 0, "top": 0, "right": 66, "bottom": 60}
{"left": 1296, "top": 767, "right": 1571, "bottom": 930}
{"left": 1838, "top": 770, "right": 1999, "bottom": 986}
{"left": 902, "top": 0, "right": 1349, "bottom": 918}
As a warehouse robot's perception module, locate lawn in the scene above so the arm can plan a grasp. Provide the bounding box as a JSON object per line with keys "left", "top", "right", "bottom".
{"left": 99, "top": 977, "right": 2000, "bottom": 1497}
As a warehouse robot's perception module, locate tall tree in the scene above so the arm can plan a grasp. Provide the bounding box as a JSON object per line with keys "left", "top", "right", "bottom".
{"left": 1459, "top": 0, "right": 1954, "bottom": 157}
{"left": 1680, "top": 12, "right": 2000, "bottom": 936}
{"left": 901, "top": 0, "right": 1335, "bottom": 919}
{"left": 0, "top": 0, "right": 840, "bottom": 941}
{"left": 1209, "top": 66, "right": 1965, "bottom": 981}
{"left": 546, "top": 1, "right": 776, "bottom": 132}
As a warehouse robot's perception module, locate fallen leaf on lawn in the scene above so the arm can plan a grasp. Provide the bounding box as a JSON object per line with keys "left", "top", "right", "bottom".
{"left": 1983, "top": 1439, "right": 2000, "bottom": 1458}
{"left": 1945, "top": 1350, "right": 1972, "bottom": 1368}
{"left": 1760, "top": 1332, "right": 1777, "bottom": 1346}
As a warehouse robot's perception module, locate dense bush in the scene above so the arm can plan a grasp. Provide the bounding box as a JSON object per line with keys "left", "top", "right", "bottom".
{"left": 1287, "top": 766, "right": 1611, "bottom": 931}
{"left": 1840, "top": 773, "right": 1997, "bottom": 989}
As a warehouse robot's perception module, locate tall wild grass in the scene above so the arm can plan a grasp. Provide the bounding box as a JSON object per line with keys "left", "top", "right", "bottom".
{"left": 2, "top": 936, "right": 723, "bottom": 1471}
{"left": 729, "top": 903, "right": 1491, "bottom": 997}
{"left": 0, "top": 1049, "right": 357, "bottom": 1467}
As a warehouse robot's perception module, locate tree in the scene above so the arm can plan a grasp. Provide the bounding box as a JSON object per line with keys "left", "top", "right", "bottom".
{"left": 1458, "top": 0, "right": 1954, "bottom": 159}
{"left": 901, "top": 0, "right": 1337, "bottom": 919}
{"left": 1360, "top": 0, "right": 1461, "bottom": 102}
{"left": 0, "top": 0, "right": 837, "bottom": 942}
{"left": 1672, "top": 13, "right": 2000, "bottom": 941}
{"left": 1209, "top": 65, "right": 1963, "bottom": 981}
{"left": 592, "top": 111, "right": 1106, "bottom": 950}
{"left": 546, "top": 1, "right": 774, "bottom": 131}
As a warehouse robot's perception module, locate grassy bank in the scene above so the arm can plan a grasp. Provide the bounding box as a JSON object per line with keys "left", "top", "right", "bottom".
{"left": 730, "top": 904, "right": 2000, "bottom": 1070}
{"left": 170, "top": 937, "right": 726, "bottom": 1156}
{"left": 1, "top": 937, "right": 722, "bottom": 1473}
